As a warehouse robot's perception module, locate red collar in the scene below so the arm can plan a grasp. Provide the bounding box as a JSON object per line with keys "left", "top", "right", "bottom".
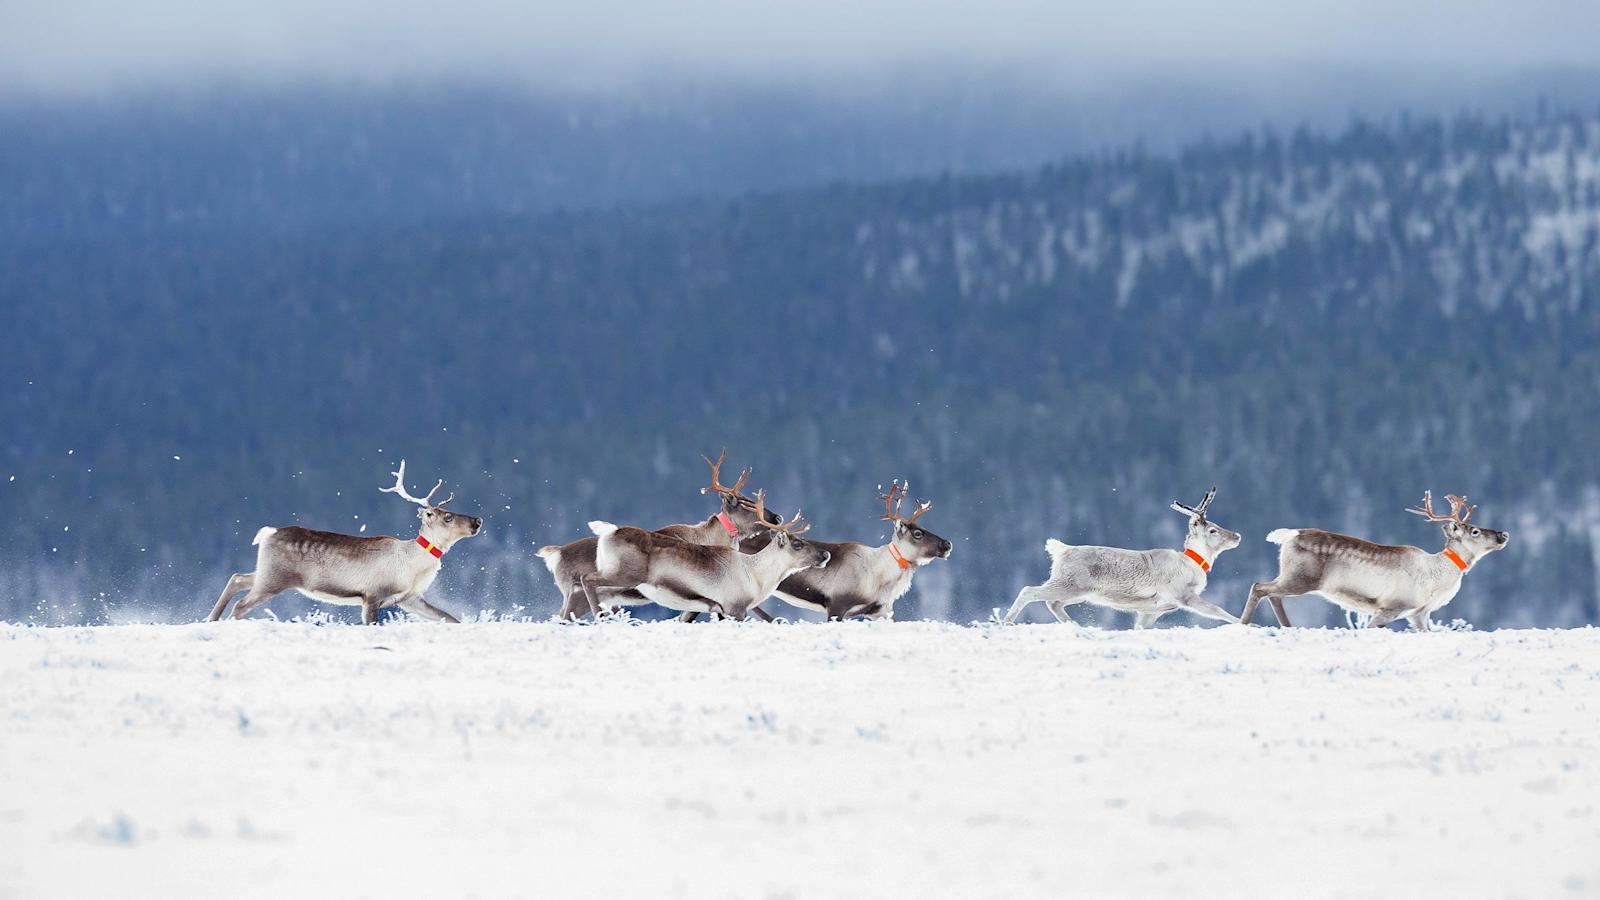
{"left": 415, "top": 534, "right": 445, "bottom": 558}
{"left": 715, "top": 511, "right": 739, "bottom": 537}
{"left": 1183, "top": 548, "right": 1210, "bottom": 572}
{"left": 1442, "top": 547, "right": 1468, "bottom": 571}
{"left": 888, "top": 543, "right": 912, "bottom": 570}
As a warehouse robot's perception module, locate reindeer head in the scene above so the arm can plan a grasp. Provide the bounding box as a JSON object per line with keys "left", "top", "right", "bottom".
{"left": 701, "top": 448, "right": 781, "bottom": 540}
{"left": 1406, "top": 491, "right": 1509, "bottom": 559}
{"left": 749, "top": 491, "right": 831, "bottom": 572}
{"left": 878, "top": 480, "right": 953, "bottom": 563}
{"left": 1169, "top": 486, "right": 1241, "bottom": 560}
{"left": 382, "top": 460, "right": 483, "bottom": 543}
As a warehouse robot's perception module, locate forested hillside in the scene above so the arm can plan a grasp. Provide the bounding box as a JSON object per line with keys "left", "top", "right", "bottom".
{"left": 5, "top": 111, "right": 1600, "bottom": 625}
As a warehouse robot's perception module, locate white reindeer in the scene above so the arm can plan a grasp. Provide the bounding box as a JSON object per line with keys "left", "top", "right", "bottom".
{"left": 1003, "top": 487, "right": 1242, "bottom": 628}
{"left": 207, "top": 461, "right": 482, "bottom": 624}
{"left": 1242, "top": 491, "right": 1510, "bottom": 629}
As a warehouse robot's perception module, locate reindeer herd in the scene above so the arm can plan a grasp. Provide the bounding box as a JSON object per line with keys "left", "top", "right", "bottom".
{"left": 207, "top": 451, "right": 1510, "bottom": 631}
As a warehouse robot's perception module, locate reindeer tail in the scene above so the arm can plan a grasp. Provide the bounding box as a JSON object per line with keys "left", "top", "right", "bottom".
{"left": 1044, "top": 538, "right": 1069, "bottom": 557}
{"left": 1266, "top": 528, "right": 1300, "bottom": 545}
{"left": 587, "top": 521, "right": 618, "bottom": 537}
{"left": 252, "top": 527, "right": 278, "bottom": 546}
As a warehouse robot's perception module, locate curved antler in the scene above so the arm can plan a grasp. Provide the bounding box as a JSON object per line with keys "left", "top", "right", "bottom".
{"left": 1407, "top": 490, "right": 1473, "bottom": 524}
{"left": 879, "top": 480, "right": 907, "bottom": 522}
{"left": 381, "top": 460, "right": 451, "bottom": 508}
{"left": 751, "top": 490, "right": 809, "bottom": 536}
{"left": 904, "top": 498, "right": 933, "bottom": 524}
{"left": 701, "top": 448, "right": 751, "bottom": 498}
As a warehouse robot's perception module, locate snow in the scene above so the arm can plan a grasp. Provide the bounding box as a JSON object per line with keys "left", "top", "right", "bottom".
{"left": 2, "top": 621, "right": 1598, "bottom": 898}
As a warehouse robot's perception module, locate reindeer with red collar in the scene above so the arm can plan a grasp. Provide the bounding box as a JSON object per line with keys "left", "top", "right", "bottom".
{"left": 207, "top": 461, "right": 482, "bottom": 624}
{"left": 765, "top": 480, "right": 953, "bottom": 621}
{"left": 536, "top": 450, "right": 780, "bottom": 620}
{"left": 1242, "top": 491, "right": 1510, "bottom": 629}
{"left": 1003, "top": 487, "right": 1241, "bottom": 628}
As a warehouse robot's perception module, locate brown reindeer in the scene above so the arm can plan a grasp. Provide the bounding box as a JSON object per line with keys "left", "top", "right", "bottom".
{"left": 208, "top": 461, "right": 482, "bottom": 624}
{"left": 536, "top": 450, "right": 780, "bottom": 619}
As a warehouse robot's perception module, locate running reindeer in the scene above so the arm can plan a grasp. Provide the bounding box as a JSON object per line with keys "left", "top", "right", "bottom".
{"left": 582, "top": 491, "right": 831, "bottom": 620}
{"left": 208, "top": 461, "right": 483, "bottom": 624}
{"left": 1242, "top": 491, "right": 1509, "bottom": 629}
{"left": 1003, "top": 487, "right": 1241, "bottom": 627}
{"left": 536, "top": 450, "right": 781, "bottom": 620}
{"left": 766, "top": 480, "right": 952, "bottom": 620}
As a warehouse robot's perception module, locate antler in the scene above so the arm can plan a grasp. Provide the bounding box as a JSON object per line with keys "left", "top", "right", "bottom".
{"left": 700, "top": 448, "right": 751, "bottom": 498}
{"left": 751, "top": 489, "right": 810, "bottom": 537}
{"left": 879, "top": 480, "right": 907, "bottom": 521}
{"left": 879, "top": 479, "right": 932, "bottom": 525}
{"left": 381, "top": 460, "right": 453, "bottom": 508}
{"left": 905, "top": 498, "right": 933, "bottom": 524}
{"left": 1407, "top": 490, "right": 1473, "bottom": 524}
{"left": 1170, "top": 486, "right": 1217, "bottom": 520}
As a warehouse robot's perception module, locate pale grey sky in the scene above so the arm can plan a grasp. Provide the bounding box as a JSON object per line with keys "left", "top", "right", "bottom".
{"left": 3, "top": 0, "right": 1599, "bottom": 94}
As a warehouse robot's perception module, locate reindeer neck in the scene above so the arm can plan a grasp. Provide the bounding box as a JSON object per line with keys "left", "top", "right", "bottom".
{"left": 416, "top": 525, "right": 465, "bottom": 556}
{"left": 1438, "top": 539, "right": 1478, "bottom": 572}
{"left": 743, "top": 541, "right": 806, "bottom": 588}
{"left": 1179, "top": 537, "right": 1214, "bottom": 573}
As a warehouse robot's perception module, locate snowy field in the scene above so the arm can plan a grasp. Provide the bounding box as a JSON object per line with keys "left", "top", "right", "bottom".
{"left": 2, "top": 621, "right": 1598, "bottom": 899}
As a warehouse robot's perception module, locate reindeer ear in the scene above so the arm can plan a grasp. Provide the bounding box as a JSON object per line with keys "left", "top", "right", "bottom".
{"left": 417, "top": 508, "right": 427, "bottom": 520}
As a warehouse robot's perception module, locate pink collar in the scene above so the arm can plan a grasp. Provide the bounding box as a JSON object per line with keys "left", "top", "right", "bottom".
{"left": 715, "top": 511, "right": 739, "bottom": 536}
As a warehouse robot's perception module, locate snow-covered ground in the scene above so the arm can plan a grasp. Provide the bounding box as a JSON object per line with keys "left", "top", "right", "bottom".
{"left": 2, "top": 621, "right": 1598, "bottom": 899}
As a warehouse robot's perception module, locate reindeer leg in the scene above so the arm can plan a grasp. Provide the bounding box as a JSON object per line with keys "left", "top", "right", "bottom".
{"left": 1178, "top": 594, "right": 1241, "bottom": 625}
{"left": 1407, "top": 611, "right": 1433, "bottom": 632}
{"left": 229, "top": 587, "right": 278, "bottom": 620}
{"left": 1134, "top": 612, "right": 1163, "bottom": 629}
{"left": 398, "top": 595, "right": 459, "bottom": 623}
{"left": 679, "top": 611, "right": 700, "bottom": 623}
{"left": 208, "top": 572, "right": 254, "bottom": 621}
{"left": 1365, "top": 609, "right": 1401, "bottom": 629}
{"left": 1004, "top": 584, "right": 1047, "bottom": 624}
{"left": 1267, "top": 597, "right": 1291, "bottom": 627}
{"left": 750, "top": 605, "right": 775, "bottom": 623}
{"left": 361, "top": 596, "right": 382, "bottom": 625}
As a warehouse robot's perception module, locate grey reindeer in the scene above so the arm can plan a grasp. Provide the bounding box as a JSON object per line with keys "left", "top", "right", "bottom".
{"left": 536, "top": 450, "right": 781, "bottom": 620}
{"left": 1003, "top": 487, "right": 1242, "bottom": 628}
{"left": 208, "top": 461, "right": 482, "bottom": 624}
{"left": 582, "top": 491, "right": 831, "bottom": 620}
{"left": 1242, "top": 491, "right": 1510, "bottom": 630}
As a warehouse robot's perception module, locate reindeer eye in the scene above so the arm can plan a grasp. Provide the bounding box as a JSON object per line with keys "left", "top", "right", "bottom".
{"left": 445, "top": 515, "right": 454, "bottom": 523}
{"left": 1471, "top": 528, "right": 1480, "bottom": 536}
{"left": 1209, "top": 528, "right": 1218, "bottom": 535}
{"left": 913, "top": 530, "right": 924, "bottom": 540}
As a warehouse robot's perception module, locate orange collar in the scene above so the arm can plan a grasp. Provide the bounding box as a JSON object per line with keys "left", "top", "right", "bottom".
{"left": 1183, "top": 548, "right": 1211, "bottom": 572}
{"left": 715, "top": 511, "right": 739, "bottom": 536}
{"left": 415, "top": 534, "right": 445, "bottom": 558}
{"left": 888, "top": 543, "right": 912, "bottom": 570}
{"left": 1442, "top": 547, "right": 1468, "bottom": 571}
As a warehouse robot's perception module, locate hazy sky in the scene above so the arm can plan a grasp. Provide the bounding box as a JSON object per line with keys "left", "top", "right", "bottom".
{"left": 4, "top": 0, "right": 1600, "bottom": 94}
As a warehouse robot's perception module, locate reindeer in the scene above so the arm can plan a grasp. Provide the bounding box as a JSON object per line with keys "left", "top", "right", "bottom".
{"left": 581, "top": 491, "right": 831, "bottom": 620}
{"left": 1242, "top": 491, "right": 1510, "bottom": 630}
{"left": 207, "top": 461, "right": 482, "bottom": 624}
{"left": 1003, "top": 487, "right": 1242, "bottom": 628}
{"left": 535, "top": 450, "right": 780, "bottom": 620}
{"left": 766, "top": 480, "right": 952, "bottom": 620}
